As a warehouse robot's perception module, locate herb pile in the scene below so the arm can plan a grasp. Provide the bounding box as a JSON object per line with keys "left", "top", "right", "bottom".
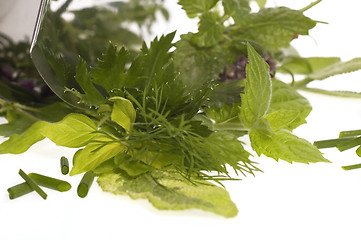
{"left": 1, "top": 0, "right": 361, "bottom": 218}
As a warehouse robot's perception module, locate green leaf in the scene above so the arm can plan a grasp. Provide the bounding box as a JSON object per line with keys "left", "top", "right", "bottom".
{"left": 307, "top": 58, "right": 361, "bottom": 81}
{"left": 0, "top": 121, "right": 49, "bottom": 154}
{"left": 41, "top": 113, "right": 98, "bottom": 148}
{"left": 252, "top": 0, "right": 266, "bottom": 8}
{"left": 191, "top": 12, "right": 224, "bottom": 47}
{"left": 0, "top": 115, "right": 35, "bottom": 137}
{"left": 235, "top": 7, "right": 316, "bottom": 51}
{"left": 97, "top": 170, "right": 238, "bottom": 218}
{"left": 90, "top": 44, "right": 129, "bottom": 91}
{"left": 109, "top": 97, "right": 136, "bottom": 132}
{"left": 239, "top": 43, "right": 271, "bottom": 128}
{"left": 67, "top": 58, "right": 105, "bottom": 106}
{"left": 178, "top": 0, "right": 219, "bottom": 17}
{"left": 70, "top": 135, "right": 126, "bottom": 175}
{"left": 280, "top": 57, "right": 341, "bottom": 75}
{"left": 265, "top": 79, "right": 311, "bottom": 130}
{"left": 249, "top": 128, "right": 329, "bottom": 164}
{"left": 223, "top": 0, "right": 250, "bottom": 16}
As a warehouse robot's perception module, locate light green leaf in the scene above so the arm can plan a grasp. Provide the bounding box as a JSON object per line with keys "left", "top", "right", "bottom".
{"left": 109, "top": 97, "right": 136, "bottom": 132}
{"left": 236, "top": 7, "right": 316, "bottom": 51}
{"left": 178, "top": 0, "right": 219, "bottom": 17}
{"left": 192, "top": 11, "right": 224, "bottom": 47}
{"left": 41, "top": 113, "right": 98, "bottom": 148}
{"left": 222, "top": 0, "right": 250, "bottom": 21}
{"left": 0, "top": 121, "right": 49, "bottom": 154}
{"left": 252, "top": 0, "right": 266, "bottom": 8}
{"left": 249, "top": 128, "right": 329, "bottom": 164}
{"left": 70, "top": 135, "right": 126, "bottom": 175}
{"left": 239, "top": 43, "right": 271, "bottom": 128}
{"left": 97, "top": 170, "right": 238, "bottom": 218}
{"left": 280, "top": 57, "right": 341, "bottom": 75}
{"left": 265, "top": 79, "right": 311, "bottom": 130}
{"left": 308, "top": 58, "right": 361, "bottom": 81}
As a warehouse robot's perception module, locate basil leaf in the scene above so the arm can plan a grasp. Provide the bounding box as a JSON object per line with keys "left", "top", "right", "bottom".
{"left": 97, "top": 170, "right": 238, "bottom": 218}
{"left": 239, "top": 43, "right": 271, "bottom": 128}
{"left": 109, "top": 96, "right": 136, "bottom": 132}
{"left": 70, "top": 135, "right": 126, "bottom": 175}
{"left": 0, "top": 121, "right": 49, "bottom": 154}
{"left": 41, "top": 113, "right": 98, "bottom": 148}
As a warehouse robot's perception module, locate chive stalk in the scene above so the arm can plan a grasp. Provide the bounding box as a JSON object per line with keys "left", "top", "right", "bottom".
{"left": 77, "top": 171, "right": 95, "bottom": 198}
{"left": 60, "top": 156, "right": 70, "bottom": 175}
{"left": 339, "top": 129, "right": 361, "bottom": 138}
{"left": 7, "top": 182, "right": 33, "bottom": 200}
{"left": 28, "top": 173, "right": 71, "bottom": 192}
{"left": 337, "top": 136, "right": 361, "bottom": 152}
{"left": 313, "top": 137, "right": 355, "bottom": 149}
{"left": 18, "top": 169, "right": 47, "bottom": 199}
{"left": 342, "top": 163, "right": 361, "bottom": 171}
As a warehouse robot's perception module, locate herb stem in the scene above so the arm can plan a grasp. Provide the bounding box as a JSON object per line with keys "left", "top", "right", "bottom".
{"left": 18, "top": 169, "right": 47, "bottom": 199}
{"left": 299, "top": 0, "right": 322, "bottom": 12}
{"left": 28, "top": 173, "right": 71, "bottom": 192}
{"left": 77, "top": 171, "right": 95, "bottom": 198}
{"left": 60, "top": 156, "right": 70, "bottom": 175}
{"left": 7, "top": 182, "right": 33, "bottom": 199}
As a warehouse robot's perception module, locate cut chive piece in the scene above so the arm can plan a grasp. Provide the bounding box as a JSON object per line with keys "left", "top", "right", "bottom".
{"left": 7, "top": 182, "right": 33, "bottom": 200}
{"left": 339, "top": 129, "right": 361, "bottom": 138}
{"left": 342, "top": 163, "right": 361, "bottom": 171}
{"left": 18, "top": 169, "right": 47, "bottom": 200}
{"left": 60, "top": 156, "right": 70, "bottom": 175}
{"left": 28, "top": 173, "right": 71, "bottom": 192}
{"left": 356, "top": 145, "right": 361, "bottom": 157}
{"left": 77, "top": 171, "right": 95, "bottom": 198}
{"left": 313, "top": 137, "right": 355, "bottom": 149}
{"left": 337, "top": 136, "right": 361, "bottom": 152}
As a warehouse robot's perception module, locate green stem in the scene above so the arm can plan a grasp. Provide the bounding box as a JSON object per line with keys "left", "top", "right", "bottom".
{"left": 60, "top": 156, "right": 70, "bottom": 175}
{"left": 313, "top": 137, "right": 355, "bottom": 149}
{"left": 337, "top": 137, "right": 361, "bottom": 152}
{"left": 7, "top": 182, "right": 33, "bottom": 199}
{"left": 18, "top": 169, "right": 47, "bottom": 199}
{"left": 28, "top": 173, "right": 71, "bottom": 192}
{"left": 299, "top": 0, "right": 322, "bottom": 12}
{"left": 342, "top": 163, "right": 361, "bottom": 171}
{"left": 77, "top": 171, "right": 95, "bottom": 198}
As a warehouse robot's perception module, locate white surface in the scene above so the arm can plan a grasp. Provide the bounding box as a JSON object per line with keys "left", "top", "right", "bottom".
{"left": 1, "top": 1, "right": 361, "bottom": 240}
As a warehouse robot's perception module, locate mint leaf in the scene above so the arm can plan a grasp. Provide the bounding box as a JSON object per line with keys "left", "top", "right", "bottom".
{"left": 41, "top": 113, "right": 98, "bottom": 148}
{"left": 223, "top": 0, "right": 250, "bottom": 16}
{"left": 97, "top": 170, "right": 238, "bottom": 218}
{"left": 192, "top": 12, "right": 224, "bottom": 47}
{"left": 0, "top": 121, "right": 49, "bottom": 154}
{"left": 66, "top": 58, "right": 105, "bottom": 106}
{"left": 307, "top": 58, "right": 361, "bottom": 81}
{"left": 70, "top": 135, "right": 126, "bottom": 175}
{"left": 265, "top": 79, "right": 311, "bottom": 130}
{"left": 235, "top": 7, "right": 316, "bottom": 51}
{"left": 249, "top": 128, "right": 329, "bottom": 164}
{"left": 178, "top": 0, "right": 219, "bottom": 17}
{"left": 109, "top": 97, "right": 136, "bottom": 132}
{"left": 239, "top": 43, "right": 271, "bottom": 128}
{"left": 280, "top": 57, "right": 341, "bottom": 75}
{"left": 90, "top": 44, "right": 129, "bottom": 91}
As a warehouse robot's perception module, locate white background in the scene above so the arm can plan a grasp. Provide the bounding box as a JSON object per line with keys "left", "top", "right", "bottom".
{"left": 1, "top": 1, "right": 361, "bottom": 240}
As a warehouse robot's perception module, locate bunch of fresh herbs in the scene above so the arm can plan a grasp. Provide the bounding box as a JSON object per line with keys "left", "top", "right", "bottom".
{"left": 1, "top": 0, "right": 361, "bottom": 218}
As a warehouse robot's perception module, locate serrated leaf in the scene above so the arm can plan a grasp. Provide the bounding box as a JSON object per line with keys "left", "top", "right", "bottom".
{"left": 97, "top": 170, "right": 238, "bottom": 218}
{"left": 70, "top": 135, "right": 126, "bottom": 175}
{"left": 239, "top": 43, "right": 271, "bottom": 128}
{"left": 236, "top": 7, "right": 316, "bottom": 51}
{"left": 265, "top": 79, "right": 311, "bottom": 130}
{"left": 109, "top": 97, "right": 136, "bottom": 132}
{"left": 249, "top": 128, "right": 329, "bottom": 164}
{"left": 223, "top": 0, "right": 251, "bottom": 23}
{"left": 308, "top": 58, "right": 361, "bottom": 81}
{"left": 90, "top": 44, "right": 129, "bottom": 91}
{"left": 41, "top": 113, "right": 98, "bottom": 148}
{"left": 192, "top": 11, "right": 224, "bottom": 47}
{"left": 0, "top": 121, "right": 49, "bottom": 154}
{"left": 67, "top": 58, "right": 105, "bottom": 106}
{"left": 178, "top": 0, "right": 219, "bottom": 17}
